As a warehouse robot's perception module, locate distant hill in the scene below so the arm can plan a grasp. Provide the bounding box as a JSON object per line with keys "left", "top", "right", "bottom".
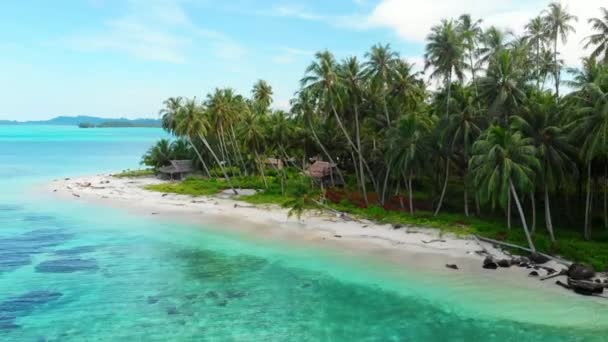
{"left": 0, "top": 116, "right": 161, "bottom": 127}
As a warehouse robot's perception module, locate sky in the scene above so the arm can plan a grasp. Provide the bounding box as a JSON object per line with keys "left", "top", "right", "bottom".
{"left": 0, "top": 0, "right": 604, "bottom": 121}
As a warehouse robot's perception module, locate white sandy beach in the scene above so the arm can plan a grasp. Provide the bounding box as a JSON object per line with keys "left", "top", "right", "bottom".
{"left": 43, "top": 174, "right": 608, "bottom": 303}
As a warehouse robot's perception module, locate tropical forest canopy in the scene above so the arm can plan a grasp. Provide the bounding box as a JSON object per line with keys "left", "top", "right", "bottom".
{"left": 145, "top": 3, "right": 608, "bottom": 264}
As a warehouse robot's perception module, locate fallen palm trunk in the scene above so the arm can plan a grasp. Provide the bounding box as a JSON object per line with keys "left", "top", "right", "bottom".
{"left": 473, "top": 235, "right": 571, "bottom": 267}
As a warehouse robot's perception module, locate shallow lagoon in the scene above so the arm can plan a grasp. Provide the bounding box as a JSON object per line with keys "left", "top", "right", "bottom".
{"left": 1, "top": 126, "right": 607, "bottom": 341}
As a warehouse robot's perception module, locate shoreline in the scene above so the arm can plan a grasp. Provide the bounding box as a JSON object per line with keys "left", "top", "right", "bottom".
{"left": 43, "top": 174, "right": 608, "bottom": 307}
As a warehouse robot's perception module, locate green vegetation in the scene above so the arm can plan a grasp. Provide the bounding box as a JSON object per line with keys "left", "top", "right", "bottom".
{"left": 112, "top": 169, "right": 156, "bottom": 178}
{"left": 139, "top": 3, "right": 608, "bottom": 269}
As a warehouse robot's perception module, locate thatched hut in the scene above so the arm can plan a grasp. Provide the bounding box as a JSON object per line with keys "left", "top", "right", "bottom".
{"left": 159, "top": 160, "right": 194, "bottom": 180}
{"left": 305, "top": 161, "right": 343, "bottom": 187}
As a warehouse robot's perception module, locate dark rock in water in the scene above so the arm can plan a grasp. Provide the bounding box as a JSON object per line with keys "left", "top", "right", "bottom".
{"left": 482, "top": 257, "right": 498, "bottom": 270}
{"left": 0, "top": 314, "right": 18, "bottom": 330}
{"left": 529, "top": 253, "right": 550, "bottom": 264}
{"left": 567, "top": 263, "right": 595, "bottom": 280}
{"left": 225, "top": 290, "right": 246, "bottom": 299}
{"left": 497, "top": 259, "right": 511, "bottom": 268}
{"left": 185, "top": 294, "right": 197, "bottom": 300}
{"left": 166, "top": 306, "right": 179, "bottom": 315}
{"left": 147, "top": 296, "right": 159, "bottom": 304}
{"left": 529, "top": 271, "right": 539, "bottom": 277}
{"left": 205, "top": 291, "right": 219, "bottom": 299}
{"left": 0, "top": 291, "right": 62, "bottom": 317}
{"left": 445, "top": 264, "right": 459, "bottom": 270}
{"left": 301, "top": 283, "right": 312, "bottom": 288}
{"left": 217, "top": 300, "right": 228, "bottom": 307}
{"left": 54, "top": 246, "right": 96, "bottom": 256}
{"left": 35, "top": 258, "right": 98, "bottom": 273}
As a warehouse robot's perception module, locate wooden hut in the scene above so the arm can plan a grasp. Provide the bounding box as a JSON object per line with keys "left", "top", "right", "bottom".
{"left": 305, "top": 161, "right": 343, "bottom": 187}
{"left": 159, "top": 160, "right": 195, "bottom": 180}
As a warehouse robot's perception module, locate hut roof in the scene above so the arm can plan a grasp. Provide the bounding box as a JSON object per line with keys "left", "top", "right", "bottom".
{"left": 305, "top": 161, "right": 337, "bottom": 178}
{"left": 159, "top": 160, "right": 194, "bottom": 174}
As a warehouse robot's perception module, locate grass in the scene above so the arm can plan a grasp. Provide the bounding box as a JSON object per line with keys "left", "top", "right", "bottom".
{"left": 141, "top": 174, "right": 608, "bottom": 270}
{"left": 112, "top": 169, "right": 156, "bottom": 178}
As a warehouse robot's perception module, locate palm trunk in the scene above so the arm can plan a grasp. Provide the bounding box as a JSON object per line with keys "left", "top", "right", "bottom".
{"left": 544, "top": 184, "right": 556, "bottom": 242}
{"left": 331, "top": 104, "right": 377, "bottom": 194}
{"left": 254, "top": 150, "right": 268, "bottom": 189}
{"left": 445, "top": 72, "right": 452, "bottom": 117}
{"left": 554, "top": 36, "right": 559, "bottom": 99}
{"left": 510, "top": 180, "right": 536, "bottom": 252}
{"left": 186, "top": 137, "right": 211, "bottom": 177}
{"left": 475, "top": 194, "right": 481, "bottom": 216}
{"left": 230, "top": 125, "right": 248, "bottom": 176}
{"left": 354, "top": 102, "right": 369, "bottom": 206}
{"left": 198, "top": 134, "right": 237, "bottom": 195}
{"left": 507, "top": 191, "right": 512, "bottom": 230}
{"left": 381, "top": 165, "right": 391, "bottom": 206}
{"left": 308, "top": 122, "right": 345, "bottom": 184}
{"left": 584, "top": 161, "right": 592, "bottom": 240}
{"left": 604, "top": 163, "right": 607, "bottom": 230}
{"left": 408, "top": 172, "right": 414, "bottom": 215}
{"left": 434, "top": 158, "right": 450, "bottom": 216}
{"left": 530, "top": 191, "right": 536, "bottom": 234}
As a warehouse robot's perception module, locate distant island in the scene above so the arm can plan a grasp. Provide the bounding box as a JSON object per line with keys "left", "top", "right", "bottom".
{"left": 0, "top": 115, "right": 161, "bottom": 128}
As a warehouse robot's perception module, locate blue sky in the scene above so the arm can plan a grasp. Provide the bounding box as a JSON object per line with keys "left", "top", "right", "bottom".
{"left": 0, "top": 0, "right": 602, "bottom": 120}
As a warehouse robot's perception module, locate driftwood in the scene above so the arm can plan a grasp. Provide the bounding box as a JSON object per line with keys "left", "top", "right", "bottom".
{"left": 422, "top": 239, "right": 446, "bottom": 244}
{"left": 557, "top": 279, "right": 605, "bottom": 296}
{"left": 474, "top": 235, "right": 571, "bottom": 266}
{"left": 312, "top": 200, "right": 361, "bottom": 223}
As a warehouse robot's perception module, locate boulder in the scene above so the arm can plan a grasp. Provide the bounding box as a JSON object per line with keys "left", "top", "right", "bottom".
{"left": 497, "top": 259, "right": 511, "bottom": 268}
{"left": 529, "top": 271, "right": 539, "bottom": 277}
{"left": 483, "top": 257, "right": 498, "bottom": 270}
{"left": 529, "top": 253, "right": 551, "bottom": 264}
{"left": 567, "top": 278, "right": 604, "bottom": 296}
{"left": 567, "top": 263, "right": 595, "bottom": 281}
{"left": 445, "top": 264, "right": 459, "bottom": 270}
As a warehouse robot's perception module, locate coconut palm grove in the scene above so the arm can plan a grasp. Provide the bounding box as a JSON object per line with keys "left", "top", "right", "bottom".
{"left": 142, "top": 3, "right": 608, "bottom": 269}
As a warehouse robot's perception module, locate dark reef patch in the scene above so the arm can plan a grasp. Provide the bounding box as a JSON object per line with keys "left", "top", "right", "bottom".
{"left": 35, "top": 258, "right": 98, "bottom": 273}
{"left": 53, "top": 245, "right": 96, "bottom": 256}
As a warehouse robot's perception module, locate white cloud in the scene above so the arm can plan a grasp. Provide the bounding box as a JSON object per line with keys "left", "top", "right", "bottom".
{"left": 365, "top": 0, "right": 606, "bottom": 68}
{"left": 59, "top": 0, "right": 246, "bottom": 64}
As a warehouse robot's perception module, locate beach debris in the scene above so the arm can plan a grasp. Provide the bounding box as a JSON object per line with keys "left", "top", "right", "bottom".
{"left": 334, "top": 235, "right": 342, "bottom": 238}
{"left": 567, "top": 263, "right": 595, "bottom": 280}
{"left": 151, "top": 213, "right": 159, "bottom": 215}
{"left": 64, "top": 178, "right": 70, "bottom": 181}
{"left": 482, "top": 257, "right": 498, "bottom": 270}
{"left": 162, "top": 194, "right": 169, "bottom": 197}
{"left": 445, "top": 264, "right": 459, "bottom": 270}
{"left": 392, "top": 224, "right": 404, "bottom": 229}
{"left": 72, "top": 193, "right": 80, "bottom": 198}
{"left": 422, "top": 239, "right": 446, "bottom": 244}
{"left": 529, "top": 271, "right": 539, "bottom": 277}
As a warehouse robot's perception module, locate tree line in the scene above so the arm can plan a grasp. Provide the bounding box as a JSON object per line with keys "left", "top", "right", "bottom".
{"left": 149, "top": 3, "right": 608, "bottom": 252}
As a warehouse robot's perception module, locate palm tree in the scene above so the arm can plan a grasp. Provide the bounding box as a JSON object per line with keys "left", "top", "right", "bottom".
{"left": 470, "top": 125, "right": 540, "bottom": 252}
{"left": 141, "top": 139, "right": 173, "bottom": 169}
{"left": 252, "top": 79, "right": 274, "bottom": 113}
{"left": 175, "top": 98, "right": 237, "bottom": 194}
{"left": 387, "top": 113, "right": 432, "bottom": 214}
{"left": 584, "top": 7, "right": 608, "bottom": 64}
{"left": 477, "top": 26, "right": 509, "bottom": 68}
{"left": 570, "top": 80, "right": 608, "bottom": 240}
{"left": 458, "top": 14, "right": 483, "bottom": 91}
{"left": 440, "top": 85, "right": 484, "bottom": 216}
{"left": 543, "top": 2, "right": 577, "bottom": 98}
{"left": 512, "top": 93, "right": 577, "bottom": 242}
{"left": 160, "top": 97, "right": 211, "bottom": 177}
{"left": 240, "top": 111, "right": 268, "bottom": 188}
{"left": 364, "top": 44, "right": 399, "bottom": 125}
{"left": 340, "top": 56, "right": 373, "bottom": 204}
{"left": 524, "top": 16, "right": 549, "bottom": 89}
{"left": 478, "top": 50, "right": 526, "bottom": 126}
{"left": 425, "top": 19, "right": 465, "bottom": 117}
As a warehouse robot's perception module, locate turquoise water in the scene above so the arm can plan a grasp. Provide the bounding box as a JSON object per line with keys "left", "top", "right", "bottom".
{"left": 1, "top": 125, "right": 607, "bottom": 341}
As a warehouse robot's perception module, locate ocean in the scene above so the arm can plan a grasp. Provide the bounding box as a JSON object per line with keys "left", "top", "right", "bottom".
{"left": 0, "top": 125, "right": 606, "bottom": 341}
